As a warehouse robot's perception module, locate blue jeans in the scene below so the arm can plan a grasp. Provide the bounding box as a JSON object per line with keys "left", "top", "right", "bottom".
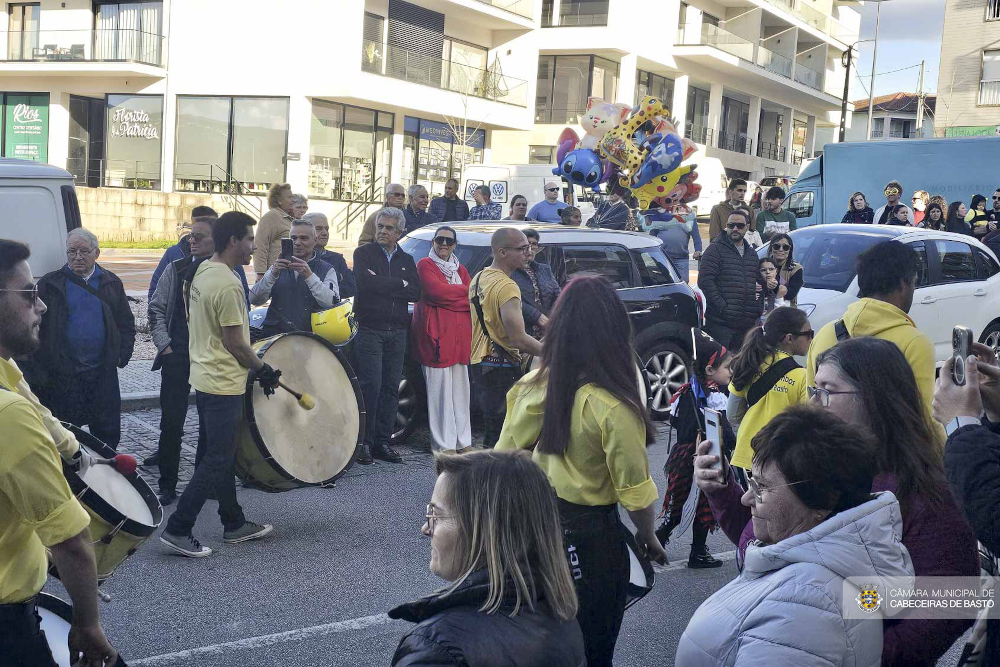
{"left": 165, "top": 391, "right": 246, "bottom": 536}
{"left": 354, "top": 326, "right": 407, "bottom": 450}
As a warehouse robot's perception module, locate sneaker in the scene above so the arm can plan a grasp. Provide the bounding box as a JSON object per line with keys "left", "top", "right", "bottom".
{"left": 355, "top": 444, "right": 374, "bottom": 465}
{"left": 372, "top": 444, "right": 404, "bottom": 463}
{"left": 142, "top": 452, "right": 160, "bottom": 467}
{"left": 223, "top": 521, "right": 274, "bottom": 544}
{"left": 160, "top": 530, "right": 212, "bottom": 558}
{"left": 688, "top": 550, "right": 723, "bottom": 569}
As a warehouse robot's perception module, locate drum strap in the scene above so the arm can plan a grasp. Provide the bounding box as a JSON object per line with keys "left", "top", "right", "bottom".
{"left": 471, "top": 272, "right": 520, "bottom": 368}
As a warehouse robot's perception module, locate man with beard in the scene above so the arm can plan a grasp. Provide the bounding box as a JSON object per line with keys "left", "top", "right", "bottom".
{"left": 0, "top": 239, "right": 120, "bottom": 666}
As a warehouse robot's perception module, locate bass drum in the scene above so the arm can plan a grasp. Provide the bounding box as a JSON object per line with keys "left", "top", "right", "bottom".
{"left": 37, "top": 593, "right": 74, "bottom": 667}
{"left": 237, "top": 332, "right": 364, "bottom": 492}
{"left": 524, "top": 356, "right": 648, "bottom": 408}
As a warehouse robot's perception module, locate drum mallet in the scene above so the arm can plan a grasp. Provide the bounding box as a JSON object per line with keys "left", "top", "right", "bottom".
{"left": 277, "top": 380, "right": 316, "bottom": 410}
{"left": 92, "top": 454, "right": 138, "bottom": 475}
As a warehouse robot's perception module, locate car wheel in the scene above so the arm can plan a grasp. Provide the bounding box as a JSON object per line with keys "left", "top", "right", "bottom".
{"left": 391, "top": 374, "right": 421, "bottom": 444}
{"left": 981, "top": 321, "right": 1000, "bottom": 361}
{"left": 641, "top": 341, "right": 690, "bottom": 421}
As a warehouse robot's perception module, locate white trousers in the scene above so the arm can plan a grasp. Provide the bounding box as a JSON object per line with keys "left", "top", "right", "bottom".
{"left": 422, "top": 364, "right": 472, "bottom": 451}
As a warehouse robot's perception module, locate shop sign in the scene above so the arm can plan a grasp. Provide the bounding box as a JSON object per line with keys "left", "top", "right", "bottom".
{"left": 109, "top": 107, "right": 160, "bottom": 140}
{"left": 945, "top": 125, "right": 1000, "bottom": 137}
{"left": 418, "top": 119, "right": 485, "bottom": 149}
{"left": 4, "top": 94, "right": 48, "bottom": 162}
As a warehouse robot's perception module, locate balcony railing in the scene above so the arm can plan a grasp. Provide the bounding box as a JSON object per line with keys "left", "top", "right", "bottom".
{"left": 65, "top": 158, "right": 161, "bottom": 189}
{"left": 980, "top": 80, "right": 1000, "bottom": 106}
{"left": 718, "top": 132, "right": 753, "bottom": 155}
{"left": 361, "top": 39, "right": 527, "bottom": 107}
{"left": 2, "top": 29, "right": 164, "bottom": 66}
{"left": 757, "top": 44, "right": 793, "bottom": 78}
{"left": 701, "top": 23, "right": 754, "bottom": 61}
{"left": 759, "top": 0, "right": 857, "bottom": 43}
{"left": 686, "top": 123, "right": 715, "bottom": 146}
{"left": 793, "top": 62, "right": 822, "bottom": 90}
{"left": 474, "top": 0, "right": 533, "bottom": 19}
{"left": 757, "top": 141, "right": 787, "bottom": 162}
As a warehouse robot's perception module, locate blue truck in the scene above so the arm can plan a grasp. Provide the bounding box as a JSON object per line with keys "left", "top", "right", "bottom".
{"left": 784, "top": 136, "right": 1000, "bottom": 226}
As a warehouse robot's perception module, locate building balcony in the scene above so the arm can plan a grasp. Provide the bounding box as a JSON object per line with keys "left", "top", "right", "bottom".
{"left": 0, "top": 28, "right": 165, "bottom": 75}
{"left": 756, "top": 44, "right": 793, "bottom": 78}
{"left": 758, "top": 0, "right": 857, "bottom": 44}
{"left": 360, "top": 39, "right": 528, "bottom": 107}
{"left": 793, "top": 61, "right": 823, "bottom": 90}
{"left": 474, "top": 0, "right": 533, "bottom": 19}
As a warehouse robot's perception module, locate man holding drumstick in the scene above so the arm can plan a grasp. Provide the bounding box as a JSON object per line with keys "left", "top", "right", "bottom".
{"left": 0, "top": 239, "right": 119, "bottom": 666}
{"left": 160, "top": 212, "right": 280, "bottom": 558}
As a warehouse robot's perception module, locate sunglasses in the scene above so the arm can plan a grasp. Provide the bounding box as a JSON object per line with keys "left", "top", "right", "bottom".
{"left": 434, "top": 236, "right": 457, "bottom": 246}
{"left": 771, "top": 243, "right": 790, "bottom": 251}
{"left": 726, "top": 222, "right": 747, "bottom": 230}
{"left": 789, "top": 329, "right": 815, "bottom": 339}
{"left": 0, "top": 284, "right": 40, "bottom": 306}
{"left": 546, "top": 187, "right": 559, "bottom": 192}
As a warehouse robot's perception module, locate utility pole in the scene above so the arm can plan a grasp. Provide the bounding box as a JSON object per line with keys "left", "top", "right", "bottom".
{"left": 839, "top": 45, "right": 854, "bottom": 142}
{"left": 915, "top": 59, "right": 926, "bottom": 137}
{"left": 866, "top": 0, "right": 883, "bottom": 140}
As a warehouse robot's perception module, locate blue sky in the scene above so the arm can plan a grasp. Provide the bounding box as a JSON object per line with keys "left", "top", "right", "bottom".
{"left": 849, "top": 0, "right": 946, "bottom": 102}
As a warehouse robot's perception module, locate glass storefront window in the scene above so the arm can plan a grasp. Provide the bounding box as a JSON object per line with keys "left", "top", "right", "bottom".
{"left": 307, "top": 100, "right": 394, "bottom": 201}
{"left": 591, "top": 57, "right": 618, "bottom": 101}
{"left": 174, "top": 96, "right": 231, "bottom": 192}
{"left": 232, "top": 97, "right": 289, "bottom": 194}
{"left": 635, "top": 70, "right": 674, "bottom": 106}
{"left": 552, "top": 55, "right": 591, "bottom": 125}
{"left": 536, "top": 55, "right": 619, "bottom": 124}
{"left": 105, "top": 93, "right": 162, "bottom": 189}
{"left": 341, "top": 106, "right": 376, "bottom": 201}
{"left": 403, "top": 116, "right": 484, "bottom": 196}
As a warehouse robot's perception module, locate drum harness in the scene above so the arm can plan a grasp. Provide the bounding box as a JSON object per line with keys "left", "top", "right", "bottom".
{"left": 471, "top": 272, "right": 523, "bottom": 374}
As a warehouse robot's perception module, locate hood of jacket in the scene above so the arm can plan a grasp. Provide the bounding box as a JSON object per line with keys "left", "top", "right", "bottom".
{"left": 840, "top": 297, "right": 916, "bottom": 341}
{"left": 743, "top": 491, "right": 913, "bottom": 584}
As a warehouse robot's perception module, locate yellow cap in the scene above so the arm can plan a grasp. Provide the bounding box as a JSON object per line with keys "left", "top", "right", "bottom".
{"left": 311, "top": 300, "right": 358, "bottom": 346}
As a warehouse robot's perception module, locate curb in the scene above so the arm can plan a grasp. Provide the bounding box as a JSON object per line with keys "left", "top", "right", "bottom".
{"left": 122, "top": 391, "right": 195, "bottom": 412}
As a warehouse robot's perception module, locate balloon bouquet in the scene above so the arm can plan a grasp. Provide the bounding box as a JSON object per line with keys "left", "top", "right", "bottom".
{"left": 553, "top": 95, "right": 702, "bottom": 227}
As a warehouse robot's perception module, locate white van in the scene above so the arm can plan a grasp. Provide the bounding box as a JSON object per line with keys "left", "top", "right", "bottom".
{"left": 0, "top": 159, "right": 81, "bottom": 277}
{"left": 462, "top": 164, "right": 597, "bottom": 221}
{"left": 684, "top": 154, "right": 728, "bottom": 219}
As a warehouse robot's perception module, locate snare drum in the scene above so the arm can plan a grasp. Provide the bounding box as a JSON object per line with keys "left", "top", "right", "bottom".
{"left": 624, "top": 529, "right": 655, "bottom": 609}
{"left": 56, "top": 425, "right": 162, "bottom": 582}
{"left": 237, "top": 332, "right": 364, "bottom": 492}
{"left": 37, "top": 592, "right": 73, "bottom": 667}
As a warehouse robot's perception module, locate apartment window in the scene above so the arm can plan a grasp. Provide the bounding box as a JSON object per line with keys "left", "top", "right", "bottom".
{"left": 988, "top": 0, "right": 1000, "bottom": 21}
{"left": 443, "top": 38, "right": 489, "bottom": 95}
{"left": 7, "top": 3, "right": 39, "bottom": 60}
{"left": 872, "top": 117, "right": 885, "bottom": 137}
{"left": 94, "top": 1, "right": 164, "bottom": 65}
{"left": 361, "top": 13, "right": 385, "bottom": 73}
{"left": 536, "top": 55, "right": 619, "bottom": 124}
{"left": 529, "top": 145, "right": 556, "bottom": 164}
{"left": 980, "top": 50, "right": 1000, "bottom": 105}
{"left": 559, "top": 0, "right": 609, "bottom": 26}
{"left": 686, "top": 86, "right": 711, "bottom": 143}
{"left": 720, "top": 97, "right": 750, "bottom": 153}
{"left": 635, "top": 70, "right": 674, "bottom": 105}
{"left": 541, "top": 0, "right": 555, "bottom": 26}
{"left": 173, "top": 96, "right": 289, "bottom": 194}
{"left": 105, "top": 93, "right": 162, "bottom": 189}
{"left": 307, "top": 102, "right": 393, "bottom": 201}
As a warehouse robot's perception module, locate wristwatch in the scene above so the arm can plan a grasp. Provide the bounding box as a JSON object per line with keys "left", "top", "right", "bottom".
{"left": 946, "top": 416, "right": 982, "bottom": 437}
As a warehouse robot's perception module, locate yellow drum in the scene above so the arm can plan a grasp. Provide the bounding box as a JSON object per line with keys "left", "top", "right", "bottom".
{"left": 55, "top": 425, "right": 162, "bottom": 582}
{"left": 311, "top": 299, "right": 357, "bottom": 346}
{"left": 237, "top": 332, "right": 364, "bottom": 492}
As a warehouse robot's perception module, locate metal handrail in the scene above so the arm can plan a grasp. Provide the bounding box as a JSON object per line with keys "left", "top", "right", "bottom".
{"left": 335, "top": 175, "right": 386, "bottom": 239}
{"left": 686, "top": 123, "right": 715, "bottom": 146}
{"left": 173, "top": 163, "right": 263, "bottom": 218}
{"left": 718, "top": 132, "right": 753, "bottom": 155}
{"left": 757, "top": 141, "right": 787, "bottom": 162}
{"left": 66, "top": 157, "right": 160, "bottom": 189}
{"left": 2, "top": 28, "right": 165, "bottom": 66}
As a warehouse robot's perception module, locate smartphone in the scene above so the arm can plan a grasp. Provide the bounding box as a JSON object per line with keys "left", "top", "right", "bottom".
{"left": 280, "top": 237, "right": 293, "bottom": 260}
{"left": 704, "top": 408, "right": 723, "bottom": 472}
{"left": 953, "top": 325, "right": 974, "bottom": 386}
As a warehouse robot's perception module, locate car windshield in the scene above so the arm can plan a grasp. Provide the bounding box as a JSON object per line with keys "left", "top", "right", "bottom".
{"left": 399, "top": 237, "right": 488, "bottom": 272}
{"left": 758, "top": 228, "right": 894, "bottom": 292}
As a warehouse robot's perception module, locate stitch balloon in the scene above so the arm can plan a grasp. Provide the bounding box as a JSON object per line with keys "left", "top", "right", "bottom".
{"left": 553, "top": 127, "right": 615, "bottom": 192}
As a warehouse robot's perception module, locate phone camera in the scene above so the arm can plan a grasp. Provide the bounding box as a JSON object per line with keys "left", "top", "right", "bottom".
{"left": 955, "top": 355, "right": 966, "bottom": 385}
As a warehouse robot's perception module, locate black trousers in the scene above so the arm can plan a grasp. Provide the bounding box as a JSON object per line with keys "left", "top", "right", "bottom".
{"left": 46, "top": 365, "right": 122, "bottom": 450}
{"left": 560, "top": 500, "right": 628, "bottom": 667}
{"left": 704, "top": 319, "right": 756, "bottom": 352}
{"left": 470, "top": 364, "right": 520, "bottom": 449}
{"left": 157, "top": 352, "right": 191, "bottom": 494}
{"left": 0, "top": 599, "right": 58, "bottom": 667}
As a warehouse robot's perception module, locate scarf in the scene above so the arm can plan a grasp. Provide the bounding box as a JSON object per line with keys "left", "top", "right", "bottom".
{"left": 428, "top": 247, "right": 463, "bottom": 285}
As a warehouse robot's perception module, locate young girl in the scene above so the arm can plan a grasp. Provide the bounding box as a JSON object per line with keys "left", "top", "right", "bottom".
{"left": 757, "top": 257, "right": 781, "bottom": 324}
{"left": 656, "top": 331, "right": 734, "bottom": 568}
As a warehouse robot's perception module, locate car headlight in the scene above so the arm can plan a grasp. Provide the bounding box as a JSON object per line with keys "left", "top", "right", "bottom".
{"left": 797, "top": 303, "right": 816, "bottom": 317}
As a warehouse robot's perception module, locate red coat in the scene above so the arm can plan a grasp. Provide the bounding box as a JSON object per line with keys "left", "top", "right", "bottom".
{"left": 410, "top": 257, "right": 472, "bottom": 368}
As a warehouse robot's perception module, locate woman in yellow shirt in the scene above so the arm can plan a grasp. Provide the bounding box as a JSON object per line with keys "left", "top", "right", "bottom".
{"left": 726, "top": 306, "right": 811, "bottom": 470}
{"left": 496, "top": 276, "right": 667, "bottom": 667}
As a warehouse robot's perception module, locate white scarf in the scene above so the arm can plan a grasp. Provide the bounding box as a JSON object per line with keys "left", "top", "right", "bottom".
{"left": 428, "top": 247, "right": 463, "bottom": 285}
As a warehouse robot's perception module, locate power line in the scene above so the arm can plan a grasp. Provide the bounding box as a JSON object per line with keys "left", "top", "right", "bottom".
{"left": 856, "top": 62, "right": 922, "bottom": 79}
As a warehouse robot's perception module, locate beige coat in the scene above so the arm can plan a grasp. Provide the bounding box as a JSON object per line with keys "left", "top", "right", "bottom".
{"left": 253, "top": 208, "right": 294, "bottom": 274}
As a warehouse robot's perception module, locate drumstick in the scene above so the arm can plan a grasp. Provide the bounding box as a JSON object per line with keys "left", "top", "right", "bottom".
{"left": 92, "top": 454, "right": 138, "bottom": 476}
{"left": 277, "top": 380, "right": 315, "bottom": 410}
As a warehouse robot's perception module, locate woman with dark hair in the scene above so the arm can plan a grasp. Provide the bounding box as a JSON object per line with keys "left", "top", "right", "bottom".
{"left": 390, "top": 450, "right": 585, "bottom": 666}
{"left": 558, "top": 206, "right": 582, "bottom": 227}
{"left": 946, "top": 201, "right": 972, "bottom": 235}
{"left": 966, "top": 194, "right": 990, "bottom": 239}
{"left": 697, "top": 337, "right": 978, "bottom": 665}
{"left": 504, "top": 195, "right": 530, "bottom": 221}
{"left": 497, "top": 276, "right": 667, "bottom": 666}
{"left": 726, "top": 306, "right": 811, "bottom": 471}
{"left": 512, "top": 229, "right": 561, "bottom": 339}
{"left": 766, "top": 232, "right": 802, "bottom": 307}
{"left": 923, "top": 202, "right": 945, "bottom": 231}
{"left": 679, "top": 406, "right": 912, "bottom": 665}
{"left": 840, "top": 191, "right": 874, "bottom": 224}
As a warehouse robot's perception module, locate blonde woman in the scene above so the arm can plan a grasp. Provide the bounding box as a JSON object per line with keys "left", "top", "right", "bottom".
{"left": 390, "top": 451, "right": 584, "bottom": 666}
{"left": 252, "top": 182, "right": 294, "bottom": 277}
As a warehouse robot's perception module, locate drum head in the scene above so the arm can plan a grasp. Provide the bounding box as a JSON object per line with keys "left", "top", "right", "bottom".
{"left": 624, "top": 530, "right": 655, "bottom": 609}
{"left": 37, "top": 593, "right": 73, "bottom": 667}
{"left": 249, "top": 333, "right": 362, "bottom": 484}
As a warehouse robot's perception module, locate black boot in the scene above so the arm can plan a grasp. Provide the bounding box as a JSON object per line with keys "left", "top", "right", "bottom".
{"left": 688, "top": 522, "right": 723, "bottom": 568}
{"left": 356, "top": 444, "right": 374, "bottom": 465}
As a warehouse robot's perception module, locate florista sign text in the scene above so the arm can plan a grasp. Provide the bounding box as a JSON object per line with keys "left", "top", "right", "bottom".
{"left": 110, "top": 108, "right": 159, "bottom": 140}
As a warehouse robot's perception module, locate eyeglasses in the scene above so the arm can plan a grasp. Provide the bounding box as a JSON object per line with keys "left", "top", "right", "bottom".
{"left": 789, "top": 329, "right": 815, "bottom": 340}
{"left": 726, "top": 222, "right": 747, "bottom": 230}
{"left": 747, "top": 476, "right": 812, "bottom": 503}
{"left": 66, "top": 248, "right": 95, "bottom": 258}
{"left": 0, "top": 284, "right": 40, "bottom": 306}
{"left": 807, "top": 385, "right": 859, "bottom": 407}
{"left": 425, "top": 504, "right": 448, "bottom": 535}
{"left": 434, "top": 236, "right": 457, "bottom": 246}
{"left": 528, "top": 242, "right": 539, "bottom": 249}
{"left": 546, "top": 187, "right": 559, "bottom": 192}
{"left": 771, "top": 243, "right": 790, "bottom": 251}
{"left": 503, "top": 244, "right": 532, "bottom": 254}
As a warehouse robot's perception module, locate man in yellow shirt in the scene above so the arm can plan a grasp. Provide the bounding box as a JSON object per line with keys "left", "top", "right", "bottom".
{"left": 469, "top": 228, "right": 542, "bottom": 449}
{"left": 0, "top": 239, "right": 118, "bottom": 666}
{"left": 160, "top": 212, "right": 280, "bottom": 558}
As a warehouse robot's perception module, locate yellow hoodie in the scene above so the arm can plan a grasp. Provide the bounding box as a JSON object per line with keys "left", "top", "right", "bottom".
{"left": 806, "top": 298, "right": 945, "bottom": 443}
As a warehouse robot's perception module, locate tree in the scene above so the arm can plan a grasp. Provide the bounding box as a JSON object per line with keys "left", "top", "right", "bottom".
{"left": 441, "top": 56, "right": 511, "bottom": 183}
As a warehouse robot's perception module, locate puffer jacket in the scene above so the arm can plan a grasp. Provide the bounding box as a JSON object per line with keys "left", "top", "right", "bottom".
{"left": 697, "top": 233, "right": 761, "bottom": 328}
{"left": 429, "top": 196, "right": 470, "bottom": 222}
{"left": 389, "top": 569, "right": 585, "bottom": 667}
{"left": 677, "top": 492, "right": 914, "bottom": 666}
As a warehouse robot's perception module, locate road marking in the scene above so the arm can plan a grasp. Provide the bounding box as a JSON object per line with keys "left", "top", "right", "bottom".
{"left": 130, "top": 613, "right": 395, "bottom": 665}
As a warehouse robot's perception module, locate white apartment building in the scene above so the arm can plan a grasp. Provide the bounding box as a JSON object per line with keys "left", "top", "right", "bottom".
{"left": 0, "top": 0, "right": 856, "bottom": 241}
{"left": 935, "top": 0, "right": 1000, "bottom": 137}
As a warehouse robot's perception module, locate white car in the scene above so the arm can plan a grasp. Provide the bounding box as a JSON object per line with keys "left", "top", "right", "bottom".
{"left": 760, "top": 224, "right": 1000, "bottom": 363}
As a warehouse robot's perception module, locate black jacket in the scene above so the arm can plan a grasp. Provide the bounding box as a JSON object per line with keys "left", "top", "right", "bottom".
{"left": 944, "top": 420, "right": 1000, "bottom": 662}
{"left": 697, "top": 234, "right": 761, "bottom": 328}
{"left": 404, "top": 206, "right": 439, "bottom": 235}
{"left": 352, "top": 242, "right": 421, "bottom": 330}
{"left": 317, "top": 248, "right": 357, "bottom": 299}
{"left": 27, "top": 265, "right": 135, "bottom": 380}
{"left": 389, "top": 570, "right": 585, "bottom": 667}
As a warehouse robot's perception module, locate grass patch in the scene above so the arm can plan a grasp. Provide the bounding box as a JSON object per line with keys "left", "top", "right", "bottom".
{"left": 101, "top": 240, "right": 175, "bottom": 249}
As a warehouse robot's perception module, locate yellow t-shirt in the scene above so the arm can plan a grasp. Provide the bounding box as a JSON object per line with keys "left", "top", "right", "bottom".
{"left": 496, "top": 370, "right": 658, "bottom": 511}
{"left": 469, "top": 268, "right": 522, "bottom": 365}
{"left": 729, "top": 352, "right": 809, "bottom": 470}
{"left": 0, "top": 358, "right": 90, "bottom": 603}
{"left": 187, "top": 260, "right": 250, "bottom": 395}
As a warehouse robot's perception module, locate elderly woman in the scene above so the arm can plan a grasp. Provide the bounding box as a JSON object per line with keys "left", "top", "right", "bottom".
{"left": 678, "top": 405, "right": 913, "bottom": 666}
{"left": 390, "top": 451, "right": 585, "bottom": 665}
{"left": 511, "top": 229, "right": 560, "bottom": 339}
{"left": 410, "top": 226, "right": 473, "bottom": 453}
{"left": 253, "top": 182, "right": 295, "bottom": 277}
{"left": 699, "top": 337, "right": 978, "bottom": 665}
{"left": 291, "top": 193, "right": 308, "bottom": 219}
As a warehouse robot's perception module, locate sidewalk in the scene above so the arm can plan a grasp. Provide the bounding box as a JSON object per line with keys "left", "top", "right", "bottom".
{"left": 120, "top": 360, "right": 171, "bottom": 411}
